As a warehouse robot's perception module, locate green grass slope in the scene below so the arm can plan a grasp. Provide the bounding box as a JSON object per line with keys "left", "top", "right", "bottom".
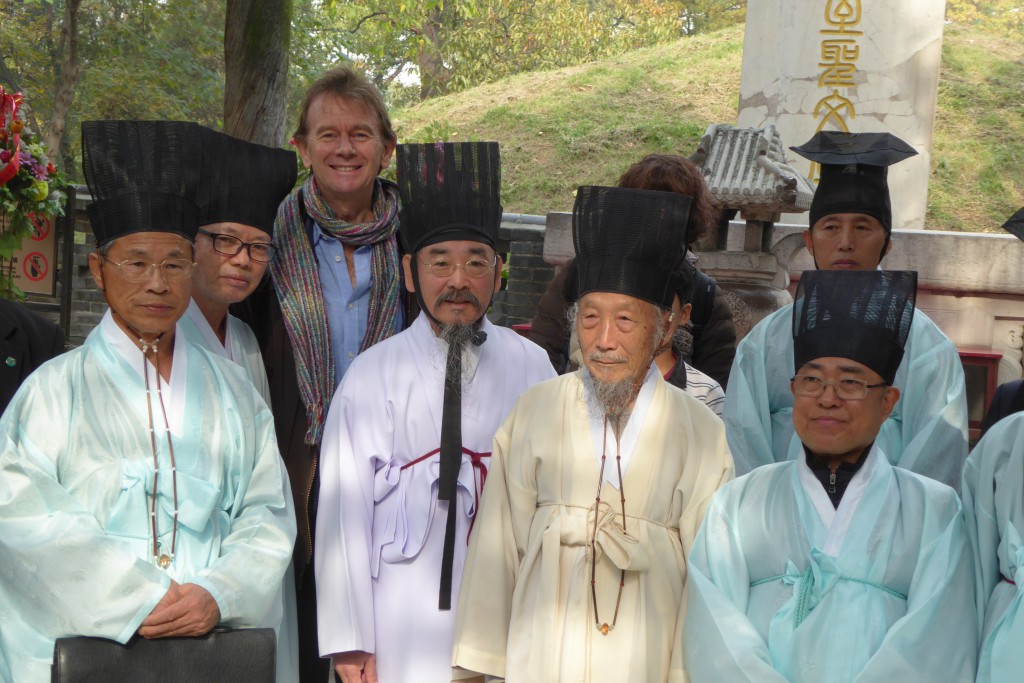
{"left": 393, "top": 23, "right": 1023, "bottom": 231}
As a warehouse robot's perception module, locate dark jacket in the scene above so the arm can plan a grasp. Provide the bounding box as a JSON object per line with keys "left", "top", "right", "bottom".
{"left": 528, "top": 258, "right": 737, "bottom": 389}
{"left": 0, "top": 300, "right": 64, "bottom": 415}
{"left": 232, "top": 238, "right": 417, "bottom": 578}
{"left": 981, "top": 379, "right": 1024, "bottom": 439}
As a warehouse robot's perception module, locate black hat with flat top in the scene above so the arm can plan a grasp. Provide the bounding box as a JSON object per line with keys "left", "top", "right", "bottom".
{"left": 396, "top": 142, "right": 502, "bottom": 253}
{"left": 791, "top": 131, "right": 917, "bottom": 234}
{"left": 82, "top": 120, "right": 202, "bottom": 247}
{"left": 793, "top": 269, "right": 917, "bottom": 385}
{"left": 573, "top": 186, "right": 692, "bottom": 310}
{"left": 196, "top": 128, "right": 297, "bottom": 236}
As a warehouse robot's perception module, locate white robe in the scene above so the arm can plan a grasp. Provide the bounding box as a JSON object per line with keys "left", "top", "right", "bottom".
{"left": 315, "top": 314, "right": 555, "bottom": 682}
{"left": 452, "top": 369, "right": 734, "bottom": 682}
{"left": 179, "top": 299, "right": 271, "bottom": 406}
{"left": 724, "top": 303, "right": 968, "bottom": 491}
{"left": 685, "top": 446, "right": 977, "bottom": 683}
{"left": 963, "top": 413, "right": 1024, "bottom": 682}
{"left": 0, "top": 313, "right": 296, "bottom": 683}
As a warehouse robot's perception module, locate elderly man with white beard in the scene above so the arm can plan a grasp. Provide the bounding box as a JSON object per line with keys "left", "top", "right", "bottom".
{"left": 452, "top": 186, "right": 734, "bottom": 683}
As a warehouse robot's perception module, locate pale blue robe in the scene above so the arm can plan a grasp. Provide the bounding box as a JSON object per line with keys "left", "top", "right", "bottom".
{"left": 177, "top": 299, "right": 298, "bottom": 682}
{"left": 0, "top": 313, "right": 296, "bottom": 683}
{"left": 685, "top": 445, "right": 977, "bottom": 683}
{"left": 179, "top": 299, "right": 271, "bottom": 406}
{"left": 963, "top": 413, "right": 1024, "bottom": 682}
{"left": 724, "top": 304, "right": 968, "bottom": 490}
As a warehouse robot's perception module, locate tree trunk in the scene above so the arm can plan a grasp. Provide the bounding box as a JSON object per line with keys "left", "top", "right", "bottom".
{"left": 417, "top": 6, "right": 450, "bottom": 100}
{"left": 43, "top": 0, "right": 81, "bottom": 165}
{"left": 224, "top": 0, "right": 292, "bottom": 146}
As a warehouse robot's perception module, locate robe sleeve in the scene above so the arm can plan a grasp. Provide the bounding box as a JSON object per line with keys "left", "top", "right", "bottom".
{"left": 452, "top": 407, "right": 536, "bottom": 678}
{"left": 962, "top": 416, "right": 1024, "bottom": 645}
{"left": 189, "top": 397, "right": 296, "bottom": 626}
{"left": 852, "top": 486, "right": 977, "bottom": 682}
{"left": 0, "top": 380, "right": 171, "bottom": 645}
{"left": 683, "top": 490, "right": 790, "bottom": 682}
{"left": 672, "top": 411, "right": 734, "bottom": 678}
{"left": 722, "top": 317, "right": 780, "bottom": 476}
{"left": 314, "top": 372, "right": 383, "bottom": 658}
{"left": 888, "top": 320, "right": 968, "bottom": 492}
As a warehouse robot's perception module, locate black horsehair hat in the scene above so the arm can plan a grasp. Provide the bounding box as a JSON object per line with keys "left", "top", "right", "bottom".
{"left": 396, "top": 142, "right": 502, "bottom": 253}
{"left": 196, "top": 127, "right": 297, "bottom": 237}
{"left": 82, "top": 120, "right": 202, "bottom": 247}
{"left": 791, "top": 131, "right": 917, "bottom": 233}
{"left": 793, "top": 270, "right": 917, "bottom": 385}
{"left": 573, "top": 186, "right": 692, "bottom": 311}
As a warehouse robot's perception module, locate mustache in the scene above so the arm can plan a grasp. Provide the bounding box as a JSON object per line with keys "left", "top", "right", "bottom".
{"left": 435, "top": 289, "right": 482, "bottom": 308}
{"left": 588, "top": 351, "right": 627, "bottom": 364}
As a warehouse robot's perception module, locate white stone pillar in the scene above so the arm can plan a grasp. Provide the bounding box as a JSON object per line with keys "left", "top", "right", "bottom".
{"left": 738, "top": 0, "right": 947, "bottom": 229}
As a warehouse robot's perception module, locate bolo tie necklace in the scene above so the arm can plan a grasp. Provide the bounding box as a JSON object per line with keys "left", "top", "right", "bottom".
{"left": 591, "top": 416, "right": 627, "bottom": 635}
{"left": 139, "top": 335, "right": 179, "bottom": 570}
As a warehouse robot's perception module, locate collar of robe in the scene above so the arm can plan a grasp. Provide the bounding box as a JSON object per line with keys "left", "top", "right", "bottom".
{"left": 803, "top": 444, "right": 871, "bottom": 509}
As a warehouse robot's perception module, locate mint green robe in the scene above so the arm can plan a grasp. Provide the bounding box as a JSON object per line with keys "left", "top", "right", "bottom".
{"left": 724, "top": 304, "right": 968, "bottom": 491}
{"left": 685, "top": 446, "right": 977, "bottom": 682}
{"left": 963, "top": 413, "right": 1024, "bottom": 682}
{"left": 0, "top": 319, "right": 296, "bottom": 682}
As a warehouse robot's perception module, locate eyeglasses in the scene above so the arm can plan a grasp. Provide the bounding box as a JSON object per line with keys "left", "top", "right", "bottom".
{"left": 101, "top": 255, "right": 194, "bottom": 283}
{"left": 791, "top": 374, "right": 888, "bottom": 400}
{"left": 419, "top": 256, "right": 497, "bottom": 279}
{"left": 198, "top": 229, "right": 276, "bottom": 263}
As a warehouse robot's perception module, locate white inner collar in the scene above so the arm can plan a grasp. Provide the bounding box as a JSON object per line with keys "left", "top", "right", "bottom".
{"left": 588, "top": 363, "right": 659, "bottom": 489}
{"left": 100, "top": 310, "right": 188, "bottom": 435}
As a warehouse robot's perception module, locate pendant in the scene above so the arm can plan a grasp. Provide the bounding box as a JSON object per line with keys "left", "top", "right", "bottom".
{"left": 599, "top": 623, "right": 610, "bottom": 636}
{"left": 158, "top": 554, "right": 171, "bottom": 569}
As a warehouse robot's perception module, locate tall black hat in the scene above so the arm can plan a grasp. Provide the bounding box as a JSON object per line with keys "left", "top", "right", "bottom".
{"left": 793, "top": 270, "right": 917, "bottom": 385}
{"left": 196, "top": 128, "right": 297, "bottom": 236}
{"left": 1000, "top": 207, "right": 1024, "bottom": 241}
{"left": 82, "top": 120, "right": 202, "bottom": 247}
{"left": 396, "top": 142, "right": 502, "bottom": 253}
{"left": 791, "top": 131, "right": 917, "bottom": 237}
{"left": 573, "top": 186, "right": 692, "bottom": 310}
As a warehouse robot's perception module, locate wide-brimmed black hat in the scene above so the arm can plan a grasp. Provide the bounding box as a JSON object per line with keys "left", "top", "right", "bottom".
{"left": 791, "top": 131, "right": 917, "bottom": 234}
{"left": 82, "top": 120, "right": 202, "bottom": 246}
{"left": 573, "top": 186, "right": 692, "bottom": 310}
{"left": 793, "top": 270, "right": 917, "bottom": 385}
{"left": 196, "top": 128, "right": 297, "bottom": 236}
{"left": 396, "top": 142, "right": 502, "bottom": 253}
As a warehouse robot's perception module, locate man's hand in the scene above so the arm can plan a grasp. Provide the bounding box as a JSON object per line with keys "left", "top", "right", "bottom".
{"left": 334, "top": 650, "right": 377, "bottom": 683}
{"left": 138, "top": 582, "right": 221, "bottom": 639}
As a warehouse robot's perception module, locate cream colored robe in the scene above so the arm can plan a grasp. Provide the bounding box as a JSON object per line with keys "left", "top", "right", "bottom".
{"left": 452, "top": 370, "right": 733, "bottom": 683}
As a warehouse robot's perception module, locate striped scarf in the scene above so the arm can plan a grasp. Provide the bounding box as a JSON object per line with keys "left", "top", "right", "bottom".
{"left": 270, "top": 175, "right": 402, "bottom": 444}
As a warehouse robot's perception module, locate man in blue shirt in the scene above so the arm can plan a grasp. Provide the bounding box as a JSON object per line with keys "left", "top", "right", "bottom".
{"left": 235, "top": 64, "right": 410, "bottom": 682}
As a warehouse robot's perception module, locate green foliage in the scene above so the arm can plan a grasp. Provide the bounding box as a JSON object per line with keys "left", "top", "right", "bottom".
{"left": 319, "top": 0, "right": 746, "bottom": 100}
{"left": 946, "top": 1, "right": 1024, "bottom": 37}
{"left": 395, "top": 22, "right": 1022, "bottom": 231}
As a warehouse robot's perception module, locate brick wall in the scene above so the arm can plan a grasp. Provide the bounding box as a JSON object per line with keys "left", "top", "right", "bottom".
{"left": 494, "top": 217, "right": 554, "bottom": 327}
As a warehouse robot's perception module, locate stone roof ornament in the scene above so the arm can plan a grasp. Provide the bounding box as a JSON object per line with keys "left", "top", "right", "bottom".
{"left": 691, "top": 123, "right": 815, "bottom": 252}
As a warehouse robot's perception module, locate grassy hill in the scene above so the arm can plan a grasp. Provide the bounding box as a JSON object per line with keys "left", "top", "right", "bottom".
{"left": 392, "top": 23, "right": 1023, "bottom": 232}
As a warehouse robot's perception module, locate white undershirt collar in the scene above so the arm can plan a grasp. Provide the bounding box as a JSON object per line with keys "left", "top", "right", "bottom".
{"left": 100, "top": 310, "right": 188, "bottom": 435}
{"left": 588, "top": 363, "right": 659, "bottom": 489}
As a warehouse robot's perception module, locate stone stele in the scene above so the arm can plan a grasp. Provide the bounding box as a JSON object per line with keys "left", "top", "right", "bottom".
{"left": 737, "top": 0, "right": 946, "bottom": 229}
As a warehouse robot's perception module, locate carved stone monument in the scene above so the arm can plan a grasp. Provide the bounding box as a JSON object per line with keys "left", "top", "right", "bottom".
{"left": 737, "top": 0, "right": 946, "bottom": 229}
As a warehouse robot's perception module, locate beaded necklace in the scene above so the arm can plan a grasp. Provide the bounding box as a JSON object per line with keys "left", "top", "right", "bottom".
{"left": 138, "top": 335, "right": 179, "bottom": 569}
{"left": 590, "top": 416, "right": 627, "bottom": 635}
